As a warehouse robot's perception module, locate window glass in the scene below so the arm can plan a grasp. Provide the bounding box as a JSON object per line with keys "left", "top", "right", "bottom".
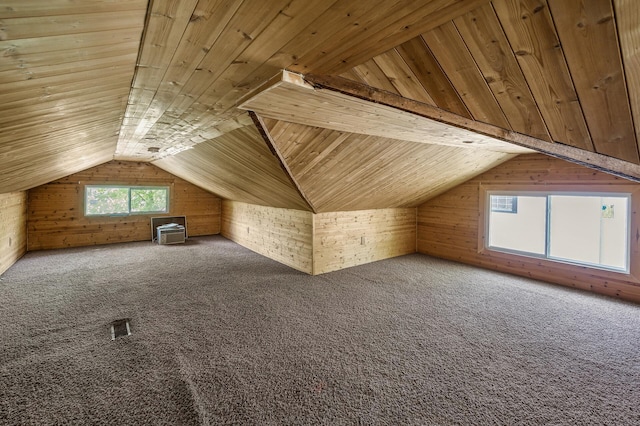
{"left": 131, "top": 188, "right": 168, "bottom": 213}
{"left": 489, "top": 195, "right": 546, "bottom": 255}
{"left": 86, "top": 187, "right": 129, "bottom": 215}
{"left": 548, "top": 195, "right": 628, "bottom": 270}
{"left": 85, "top": 186, "right": 169, "bottom": 216}
{"left": 487, "top": 192, "right": 629, "bottom": 272}
{"left": 491, "top": 195, "right": 518, "bottom": 213}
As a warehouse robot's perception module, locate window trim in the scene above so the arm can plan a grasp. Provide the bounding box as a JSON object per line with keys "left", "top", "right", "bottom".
{"left": 478, "top": 184, "right": 640, "bottom": 281}
{"left": 486, "top": 190, "right": 631, "bottom": 273}
{"left": 84, "top": 185, "right": 170, "bottom": 217}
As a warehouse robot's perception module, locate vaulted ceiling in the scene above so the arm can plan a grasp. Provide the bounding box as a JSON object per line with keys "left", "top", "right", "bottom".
{"left": 2, "top": 0, "right": 640, "bottom": 212}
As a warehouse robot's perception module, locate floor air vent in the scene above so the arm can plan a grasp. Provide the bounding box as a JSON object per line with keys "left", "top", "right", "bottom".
{"left": 110, "top": 319, "right": 131, "bottom": 340}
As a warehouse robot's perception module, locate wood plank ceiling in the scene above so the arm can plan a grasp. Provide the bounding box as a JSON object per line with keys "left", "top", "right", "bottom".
{"left": 2, "top": 0, "right": 640, "bottom": 211}
{"left": 0, "top": 0, "right": 148, "bottom": 193}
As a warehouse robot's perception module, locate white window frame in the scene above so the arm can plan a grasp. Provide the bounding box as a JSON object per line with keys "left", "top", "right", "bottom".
{"left": 84, "top": 185, "right": 170, "bottom": 216}
{"left": 485, "top": 190, "right": 631, "bottom": 274}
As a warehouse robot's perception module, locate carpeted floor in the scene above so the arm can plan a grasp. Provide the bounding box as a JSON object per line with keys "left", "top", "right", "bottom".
{"left": 0, "top": 235, "right": 638, "bottom": 425}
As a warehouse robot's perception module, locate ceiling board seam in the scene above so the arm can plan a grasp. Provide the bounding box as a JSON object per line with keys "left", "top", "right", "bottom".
{"left": 415, "top": 34, "right": 472, "bottom": 118}
{"left": 449, "top": 17, "right": 511, "bottom": 130}
{"left": 544, "top": 0, "right": 599, "bottom": 157}
{"left": 487, "top": 0, "right": 553, "bottom": 143}
{"left": 302, "top": 73, "right": 640, "bottom": 183}
{"left": 611, "top": 0, "right": 640, "bottom": 162}
{"left": 250, "top": 112, "right": 317, "bottom": 213}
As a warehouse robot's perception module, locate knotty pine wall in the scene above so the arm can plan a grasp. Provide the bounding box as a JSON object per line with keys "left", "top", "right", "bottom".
{"left": 28, "top": 161, "right": 221, "bottom": 250}
{"left": 0, "top": 192, "right": 28, "bottom": 275}
{"left": 417, "top": 154, "right": 640, "bottom": 303}
{"left": 221, "top": 202, "right": 416, "bottom": 275}
{"left": 313, "top": 209, "right": 416, "bottom": 274}
{"left": 221, "top": 201, "right": 314, "bottom": 274}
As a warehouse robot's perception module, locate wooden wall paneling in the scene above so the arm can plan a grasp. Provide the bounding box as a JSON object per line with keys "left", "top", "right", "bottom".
{"left": 615, "top": 0, "right": 640, "bottom": 158}
{"left": 239, "top": 71, "right": 532, "bottom": 154}
{"left": 0, "top": 10, "right": 145, "bottom": 40}
{"left": 417, "top": 153, "right": 640, "bottom": 304}
{"left": 313, "top": 208, "right": 416, "bottom": 274}
{"left": 0, "top": 28, "right": 143, "bottom": 70}
{"left": 219, "top": 202, "right": 414, "bottom": 275}
{"left": 1, "top": 91, "right": 129, "bottom": 137}
{"left": 262, "top": 119, "right": 516, "bottom": 212}
{"left": 492, "top": 0, "right": 594, "bottom": 151}
{"left": 221, "top": 201, "right": 313, "bottom": 274}
{"left": 118, "top": 0, "right": 328, "bottom": 159}
{"left": 278, "top": 0, "right": 400, "bottom": 74}
{"left": 27, "top": 161, "right": 221, "bottom": 251}
{"left": 153, "top": 124, "right": 311, "bottom": 211}
{"left": 0, "top": 71, "right": 130, "bottom": 110}
{"left": 0, "top": 3, "right": 146, "bottom": 194}
{"left": 1, "top": 138, "right": 117, "bottom": 194}
{"left": 0, "top": 89, "right": 130, "bottom": 130}
{"left": 0, "top": 0, "right": 148, "bottom": 19}
{"left": 395, "top": 36, "right": 472, "bottom": 118}
{"left": 172, "top": 180, "right": 221, "bottom": 237}
{"left": 2, "top": 125, "right": 119, "bottom": 169}
{"left": 0, "top": 192, "right": 27, "bottom": 276}
{"left": 371, "top": 49, "right": 436, "bottom": 105}
{"left": 348, "top": 59, "right": 401, "bottom": 94}
{"left": 453, "top": 3, "right": 551, "bottom": 141}
{"left": 251, "top": 113, "right": 315, "bottom": 212}
{"left": 422, "top": 21, "right": 511, "bottom": 129}
{"left": 0, "top": 40, "right": 140, "bottom": 81}
{"left": 0, "top": 52, "right": 137, "bottom": 86}
{"left": 0, "top": 64, "right": 134, "bottom": 105}
{"left": 116, "top": 0, "right": 199, "bottom": 158}
{"left": 338, "top": 69, "right": 362, "bottom": 82}
{"left": 298, "top": 0, "right": 493, "bottom": 75}
{"left": 1, "top": 114, "right": 119, "bottom": 151}
{"left": 302, "top": 73, "right": 640, "bottom": 183}
{"left": 119, "top": 0, "right": 296, "bottom": 159}
{"left": 548, "top": 0, "right": 638, "bottom": 163}
{"left": 0, "top": 27, "right": 141, "bottom": 63}
{"left": 186, "top": 0, "right": 338, "bottom": 110}
{"left": 121, "top": 0, "right": 243, "bottom": 152}
{"left": 124, "top": 0, "right": 340, "bottom": 161}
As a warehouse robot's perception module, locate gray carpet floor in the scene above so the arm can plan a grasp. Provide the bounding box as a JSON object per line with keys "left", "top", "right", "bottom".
{"left": 0, "top": 235, "right": 638, "bottom": 425}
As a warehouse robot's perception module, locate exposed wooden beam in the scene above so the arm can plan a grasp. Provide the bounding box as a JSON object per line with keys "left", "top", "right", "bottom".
{"left": 298, "top": 73, "right": 640, "bottom": 183}
{"left": 249, "top": 112, "right": 317, "bottom": 213}
{"left": 238, "top": 71, "right": 532, "bottom": 155}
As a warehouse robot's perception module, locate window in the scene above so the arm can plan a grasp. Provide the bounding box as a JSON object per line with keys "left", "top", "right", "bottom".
{"left": 491, "top": 195, "right": 518, "bottom": 213}
{"left": 487, "top": 192, "right": 630, "bottom": 272}
{"left": 85, "top": 186, "right": 169, "bottom": 216}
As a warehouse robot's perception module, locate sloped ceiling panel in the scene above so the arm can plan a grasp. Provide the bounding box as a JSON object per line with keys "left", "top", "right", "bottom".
{"left": 152, "top": 122, "right": 311, "bottom": 211}
{"left": 0, "top": 0, "right": 147, "bottom": 193}
{"left": 114, "top": 0, "right": 493, "bottom": 161}
{"left": 341, "top": 0, "right": 640, "bottom": 164}
{"left": 3, "top": 0, "right": 640, "bottom": 203}
{"left": 240, "top": 71, "right": 532, "bottom": 154}
{"left": 616, "top": 0, "right": 640, "bottom": 152}
{"left": 261, "top": 118, "right": 515, "bottom": 212}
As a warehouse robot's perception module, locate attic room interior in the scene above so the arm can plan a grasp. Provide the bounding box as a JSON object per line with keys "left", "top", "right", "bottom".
{"left": 1, "top": 0, "right": 639, "bottom": 424}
